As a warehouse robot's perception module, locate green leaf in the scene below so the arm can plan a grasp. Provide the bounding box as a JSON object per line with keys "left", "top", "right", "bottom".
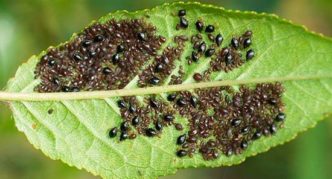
{"left": 3, "top": 2, "right": 332, "bottom": 179}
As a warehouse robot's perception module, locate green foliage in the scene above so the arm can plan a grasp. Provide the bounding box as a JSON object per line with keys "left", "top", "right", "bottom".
{"left": 4, "top": 2, "right": 332, "bottom": 179}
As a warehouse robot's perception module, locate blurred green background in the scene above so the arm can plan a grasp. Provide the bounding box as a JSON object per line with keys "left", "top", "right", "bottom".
{"left": 0, "top": 0, "right": 331, "bottom": 178}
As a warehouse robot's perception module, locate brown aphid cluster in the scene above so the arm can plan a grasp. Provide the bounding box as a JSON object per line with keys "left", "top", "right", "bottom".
{"left": 35, "top": 19, "right": 165, "bottom": 92}
{"left": 170, "top": 83, "right": 285, "bottom": 160}
{"left": 210, "top": 31, "right": 254, "bottom": 72}
{"left": 138, "top": 35, "right": 188, "bottom": 87}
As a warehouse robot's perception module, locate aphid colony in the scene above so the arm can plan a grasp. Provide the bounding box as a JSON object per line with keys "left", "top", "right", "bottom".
{"left": 35, "top": 9, "right": 286, "bottom": 160}
{"left": 35, "top": 19, "right": 165, "bottom": 92}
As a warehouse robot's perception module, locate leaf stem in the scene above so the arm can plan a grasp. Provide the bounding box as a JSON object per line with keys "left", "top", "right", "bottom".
{"left": 1, "top": 75, "right": 331, "bottom": 101}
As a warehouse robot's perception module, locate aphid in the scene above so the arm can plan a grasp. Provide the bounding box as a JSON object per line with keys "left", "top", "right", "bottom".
{"left": 117, "top": 100, "right": 127, "bottom": 108}
{"left": 195, "top": 20, "right": 204, "bottom": 32}
{"left": 230, "top": 118, "right": 241, "bottom": 127}
{"left": 191, "top": 51, "right": 199, "bottom": 62}
{"left": 103, "top": 67, "right": 111, "bottom": 75}
{"left": 109, "top": 127, "right": 118, "bottom": 138}
{"left": 270, "top": 124, "right": 277, "bottom": 134}
{"left": 226, "top": 149, "right": 233, "bottom": 156}
{"left": 205, "top": 48, "right": 215, "bottom": 57}
{"left": 178, "top": 9, "right": 186, "bottom": 16}
{"left": 243, "top": 38, "right": 252, "bottom": 48}
{"left": 47, "top": 109, "right": 54, "bottom": 114}
{"left": 120, "top": 132, "right": 128, "bottom": 141}
{"left": 190, "top": 96, "right": 198, "bottom": 108}
{"left": 241, "top": 126, "right": 250, "bottom": 134}
{"left": 138, "top": 32, "right": 147, "bottom": 41}
{"left": 155, "top": 120, "right": 163, "bottom": 131}
{"left": 240, "top": 141, "right": 248, "bottom": 149}
{"left": 81, "top": 40, "right": 92, "bottom": 47}
{"left": 205, "top": 25, "right": 215, "bottom": 33}
{"left": 117, "top": 44, "right": 125, "bottom": 53}
{"left": 149, "top": 99, "right": 159, "bottom": 108}
{"left": 177, "top": 134, "right": 186, "bottom": 145}
{"left": 73, "top": 52, "right": 83, "bottom": 61}
{"left": 48, "top": 58, "right": 56, "bottom": 66}
{"left": 176, "top": 150, "right": 187, "bottom": 157}
{"left": 94, "top": 34, "right": 104, "bottom": 42}
{"left": 149, "top": 76, "right": 160, "bottom": 85}
{"left": 244, "top": 30, "right": 253, "bottom": 37}
{"left": 132, "top": 116, "right": 140, "bottom": 126}
{"left": 112, "top": 53, "right": 121, "bottom": 64}
{"left": 215, "top": 34, "right": 223, "bottom": 46}
{"left": 146, "top": 128, "right": 157, "bottom": 137}
{"left": 198, "top": 42, "right": 206, "bottom": 52}
{"left": 120, "top": 121, "right": 130, "bottom": 131}
{"left": 62, "top": 86, "right": 71, "bottom": 92}
{"left": 174, "top": 123, "right": 183, "bottom": 131}
{"left": 177, "top": 97, "right": 187, "bottom": 106}
{"left": 252, "top": 131, "right": 262, "bottom": 140}
{"left": 128, "top": 104, "right": 136, "bottom": 113}
{"left": 154, "top": 63, "right": 164, "bottom": 72}
{"left": 167, "top": 94, "right": 177, "bottom": 101}
{"left": 275, "top": 112, "right": 286, "bottom": 122}
{"left": 193, "top": 73, "right": 203, "bottom": 82}
{"left": 225, "top": 53, "right": 233, "bottom": 65}
{"left": 179, "top": 17, "right": 189, "bottom": 28}
{"left": 231, "top": 38, "right": 239, "bottom": 49}
{"left": 164, "top": 114, "right": 174, "bottom": 122}
{"left": 53, "top": 77, "right": 60, "bottom": 85}
{"left": 246, "top": 49, "right": 255, "bottom": 60}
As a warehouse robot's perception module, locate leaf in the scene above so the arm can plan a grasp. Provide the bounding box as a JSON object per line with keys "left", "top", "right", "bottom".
{"left": 3, "top": 2, "right": 332, "bottom": 179}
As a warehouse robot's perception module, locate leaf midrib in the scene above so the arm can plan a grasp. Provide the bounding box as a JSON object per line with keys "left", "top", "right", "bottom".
{"left": 1, "top": 74, "right": 332, "bottom": 101}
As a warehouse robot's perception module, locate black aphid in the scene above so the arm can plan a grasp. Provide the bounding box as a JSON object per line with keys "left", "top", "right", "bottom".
{"left": 167, "top": 94, "right": 177, "bottom": 101}
{"left": 103, "top": 67, "right": 111, "bottom": 75}
{"left": 146, "top": 128, "right": 157, "bottom": 137}
{"left": 215, "top": 34, "right": 223, "bottom": 46}
{"left": 53, "top": 77, "right": 60, "bottom": 85}
{"left": 205, "top": 25, "right": 215, "bottom": 33}
{"left": 178, "top": 9, "right": 186, "bottom": 16}
{"left": 198, "top": 42, "right": 206, "bottom": 53}
{"left": 120, "top": 132, "right": 128, "bottom": 141}
{"left": 149, "top": 76, "right": 160, "bottom": 85}
{"left": 117, "top": 100, "right": 127, "bottom": 108}
{"left": 128, "top": 104, "right": 136, "bottom": 113}
{"left": 240, "top": 141, "right": 248, "bottom": 149}
{"left": 246, "top": 49, "right": 255, "bottom": 60}
{"left": 112, "top": 53, "right": 121, "bottom": 64}
{"left": 231, "top": 38, "right": 239, "bottom": 49}
{"left": 190, "top": 96, "right": 198, "bottom": 108}
{"left": 154, "top": 63, "right": 164, "bottom": 72}
{"left": 275, "top": 112, "right": 286, "bottom": 122}
{"left": 62, "top": 86, "right": 71, "bottom": 92}
{"left": 191, "top": 51, "right": 199, "bottom": 62}
{"left": 81, "top": 40, "right": 92, "bottom": 47}
{"left": 164, "top": 114, "right": 174, "bottom": 122}
{"left": 177, "top": 97, "right": 187, "bottom": 106}
{"left": 149, "top": 99, "right": 159, "bottom": 108}
{"left": 241, "top": 127, "right": 250, "bottom": 134}
{"left": 230, "top": 118, "right": 241, "bottom": 127}
{"left": 270, "top": 124, "right": 277, "bottom": 134}
{"left": 48, "top": 58, "right": 56, "bottom": 66}
{"left": 179, "top": 17, "right": 189, "bottom": 28}
{"left": 195, "top": 20, "right": 204, "bottom": 32}
{"left": 205, "top": 48, "right": 215, "bottom": 57}
{"left": 177, "top": 134, "right": 186, "bottom": 145}
{"left": 109, "top": 127, "right": 118, "bottom": 138}
{"left": 252, "top": 131, "right": 262, "bottom": 140}
{"left": 73, "top": 52, "right": 83, "bottom": 61}
{"left": 117, "top": 44, "right": 125, "bottom": 53}
{"left": 94, "top": 34, "right": 104, "bottom": 42}
{"left": 138, "top": 32, "right": 147, "bottom": 41}
{"left": 176, "top": 150, "right": 187, "bottom": 157}
{"left": 225, "top": 53, "right": 233, "bottom": 65}
{"left": 155, "top": 120, "right": 163, "bottom": 131}
{"left": 132, "top": 116, "right": 140, "bottom": 126}
{"left": 120, "top": 121, "right": 130, "bottom": 131}
{"left": 243, "top": 38, "right": 252, "bottom": 48}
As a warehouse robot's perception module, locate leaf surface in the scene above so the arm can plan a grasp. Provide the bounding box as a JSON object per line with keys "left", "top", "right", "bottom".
{"left": 5, "top": 2, "right": 332, "bottom": 179}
